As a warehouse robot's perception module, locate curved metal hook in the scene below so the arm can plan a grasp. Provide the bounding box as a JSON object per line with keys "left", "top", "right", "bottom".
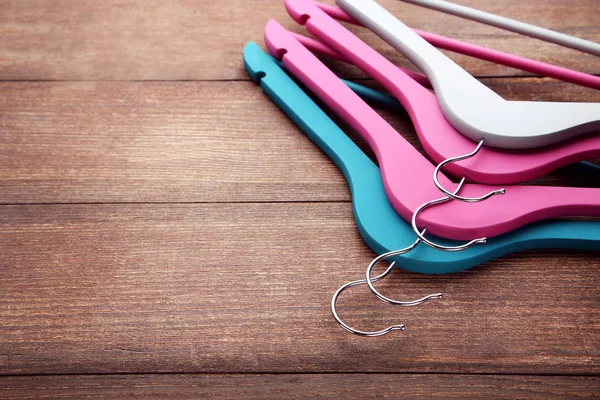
{"left": 366, "top": 230, "right": 442, "bottom": 305}
{"left": 331, "top": 237, "right": 443, "bottom": 337}
{"left": 434, "top": 139, "right": 506, "bottom": 203}
{"left": 331, "top": 262, "right": 406, "bottom": 337}
{"left": 412, "top": 178, "right": 487, "bottom": 251}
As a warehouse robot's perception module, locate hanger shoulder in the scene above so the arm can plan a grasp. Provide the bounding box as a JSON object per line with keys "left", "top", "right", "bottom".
{"left": 438, "top": 92, "right": 600, "bottom": 149}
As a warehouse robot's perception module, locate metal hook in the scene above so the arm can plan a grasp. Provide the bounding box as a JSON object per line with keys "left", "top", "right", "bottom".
{"left": 331, "top": 262, "right": 406, "bottom": 336}
{"left": 434, "top": 139, "right": 506, "bottom": 203}
{"left": 366, "top": 230, "right": 442, "bottom": 305}
{"left": 412, "top": 178, "right": 488, "bottom": 251}
{"left": 331, "top": 237, "right": 443, "bottom": 337}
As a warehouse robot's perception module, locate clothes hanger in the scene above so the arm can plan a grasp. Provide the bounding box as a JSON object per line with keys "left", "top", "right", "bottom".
{"left": 323, "top": 0, "right": 600, "bottom": 149}
{"left": 398, "top": 0, "right": 600, "bottom": 57}
{"left": 312, "top": 2, "right": 600, "bottom": 90}
{"left": 264, "top": 20, "right": 600, "bottom": 241}
{"left": 292, "top": 29, "right": 600, "bottom": 186}
{"left": 287, "top": 42, "right": 600, "bottom": 177}
{"left": 246, "top": 42, "right": 599, "bottom": 336}
{"left": 244, "top": 41, "right": 600, "bottom": 275}
{"left": 281, "top": 1, "right": 600, "bottom": 185}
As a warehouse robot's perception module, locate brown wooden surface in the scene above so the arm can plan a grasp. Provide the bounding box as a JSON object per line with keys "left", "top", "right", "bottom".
{"left": 1, "top": 0, "right": 599, "bottom": 80}
{"left": 1, "top": 0, "right": 599, "bottom": 398}
{"left": 1, "top": 374, "right": 599, "bottom": 399}
{"left": 1, "top": 203, "right": 599, "bottom": 375}
{"left": 1, "top": 80, "right": 599, "bottom": 204}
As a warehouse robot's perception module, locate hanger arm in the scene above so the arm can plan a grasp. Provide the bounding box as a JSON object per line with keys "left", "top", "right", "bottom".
{"left": 402, "top": 0, "right": 600, "bottom": 57}
{"left": 334, "top": 0, "right": 600, "bottom": 149}
{"left": 313, "top": 2, "right": 600, "bottom": 90}
{"left": 290, "top": 32, "right": 432, "bottom": 88}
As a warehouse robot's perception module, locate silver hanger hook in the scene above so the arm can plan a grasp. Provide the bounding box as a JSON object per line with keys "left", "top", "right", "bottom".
{"left": 434, "top": 139, "right": 506, "bottom": 203}
{"left": 366, "top": 230, "right": 442, "bottom": 305}
{"left": 331, "top": 262, "right": 406, "bottom": 337}
{"left": 331, "top": 237, "right": 443, "bottom": 337}
{"left": 412, "top": 178, "right": 487, "bottom": 251}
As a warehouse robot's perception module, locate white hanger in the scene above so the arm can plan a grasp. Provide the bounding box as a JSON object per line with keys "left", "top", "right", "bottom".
{"left": 401, "top": 0, "right": 600, "bottom": 57}
{"left": 336, "top": 0, "right": 600, "bottom": 149}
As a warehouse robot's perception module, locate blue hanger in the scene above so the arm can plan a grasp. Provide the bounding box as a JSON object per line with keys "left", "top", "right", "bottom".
{"left": 243, "top": 42, "right": 600, "bottom": 274}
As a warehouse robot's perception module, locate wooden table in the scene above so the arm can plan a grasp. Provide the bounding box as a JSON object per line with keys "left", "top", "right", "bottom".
{"left": 1, "top": 0, "right": 599, "bottom": 398}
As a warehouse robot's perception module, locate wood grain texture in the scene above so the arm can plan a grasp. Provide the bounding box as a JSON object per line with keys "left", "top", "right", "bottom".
{"left": 0, "top": 0, "right": 599, "bottom": 81}
{"left": 1, "top": 0, "right": 600, "bottom": 394}
{"left": 0, "top": 204, "right": 598, "bottom": 375}
{"left": 1, "top": 374, "right": 599, "bottom": 399}
{"left": 1, "top": 80, "right": 599, "bottom": 204}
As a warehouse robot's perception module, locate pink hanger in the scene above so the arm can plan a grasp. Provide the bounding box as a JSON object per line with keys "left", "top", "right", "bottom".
{"left": 264, "top": 19, "right": 600, "bottom": 241}
{"left": 313, "top": 2, "right": 600, "bottom": 91}
{"left": 294, "top": 33, "right": 431, "bottom": 88}
{"left": 282, "top": 0, "right": 600, "bottom": 186}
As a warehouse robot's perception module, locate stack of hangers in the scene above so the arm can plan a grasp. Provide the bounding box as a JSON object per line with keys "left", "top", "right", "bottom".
{"left": 243, "top": 0, "right": 600, "bottom": 336}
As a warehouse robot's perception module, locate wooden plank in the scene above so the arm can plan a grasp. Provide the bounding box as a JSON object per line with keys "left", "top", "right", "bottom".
{"left": 1, "top": 80, "right": 598, "bottom": 204}
{"left": 0, "top": 80, "right": 350, "bottom": 203}
{"left": 0, "top": 203, "right": 598, "bottom": 375}
{"left": 0, "top": 0, "right": 598, "bottom": 81}
{"left": 1, "top": 374, "right": 599, "bottom": 399}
